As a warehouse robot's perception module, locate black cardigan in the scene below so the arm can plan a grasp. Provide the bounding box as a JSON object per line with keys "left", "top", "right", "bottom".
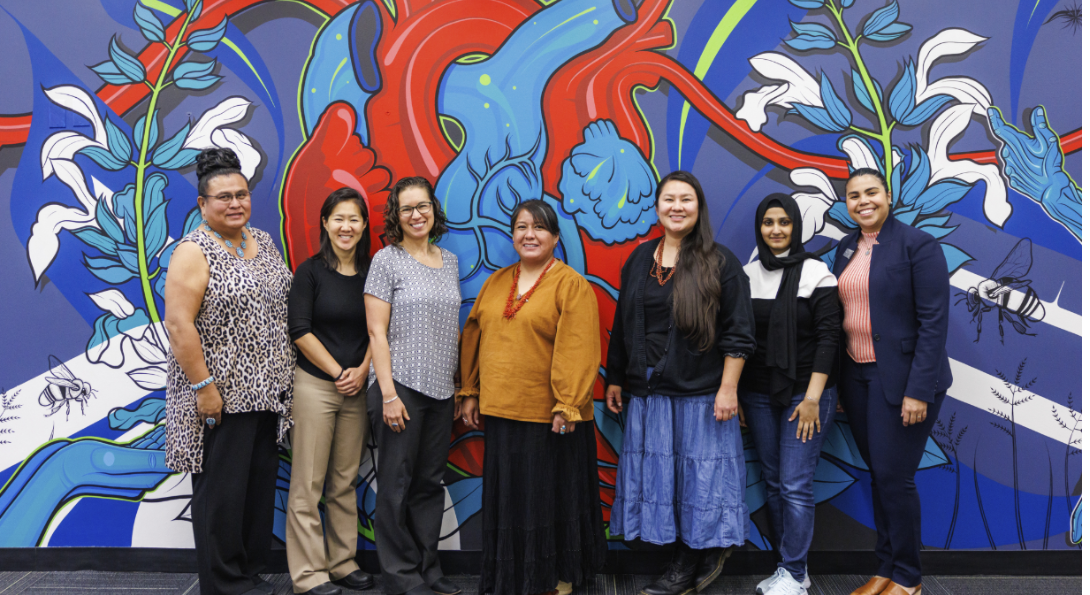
{"left": 605, "top": 238, "right": 756, "bottom": 397}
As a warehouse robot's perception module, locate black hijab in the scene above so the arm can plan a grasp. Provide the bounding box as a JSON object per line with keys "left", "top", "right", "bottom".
{"left": 754, "top": 193, "right": 820, "bottom": 406}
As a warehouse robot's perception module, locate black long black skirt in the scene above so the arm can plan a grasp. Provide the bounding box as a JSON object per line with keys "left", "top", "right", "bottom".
{"left": 479, "top": 415, "right": 606, "bottom": 595}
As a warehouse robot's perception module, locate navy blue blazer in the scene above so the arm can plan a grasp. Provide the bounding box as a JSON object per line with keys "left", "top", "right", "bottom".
{"left": 832, "top": 215, "right": 953, "bottom": 404}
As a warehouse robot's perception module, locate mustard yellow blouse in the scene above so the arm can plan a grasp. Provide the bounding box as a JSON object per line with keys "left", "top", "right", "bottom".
{"left": 458, "top": 260, "right": 601, "bottom": 423}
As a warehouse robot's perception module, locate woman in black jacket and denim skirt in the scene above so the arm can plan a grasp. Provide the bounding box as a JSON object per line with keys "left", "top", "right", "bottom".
{"left": 605, "top": 171, "right": 756, "bottom": 595}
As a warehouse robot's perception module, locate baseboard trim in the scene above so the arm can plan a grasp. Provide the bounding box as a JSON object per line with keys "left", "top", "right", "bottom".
{"left": 0, "top": 548, "right": 1079, "bottom": 576}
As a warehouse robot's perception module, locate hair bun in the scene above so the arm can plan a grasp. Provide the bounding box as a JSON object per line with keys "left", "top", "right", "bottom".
{"left": 195, "top": 148, "right": 242, "bottom": 180}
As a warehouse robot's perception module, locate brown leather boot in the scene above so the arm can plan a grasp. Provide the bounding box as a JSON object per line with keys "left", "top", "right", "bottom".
{"left": 850, "top": 576, "right": 891, "bottom": 595}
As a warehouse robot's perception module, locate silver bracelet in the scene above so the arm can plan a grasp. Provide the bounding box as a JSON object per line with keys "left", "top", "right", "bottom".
{"left": 191, "top": 376, "right": 215, "bottom": 391}
{"left": 383, "top": 395, "right": 400, "bottom": 404}
{"left": 805, "top": 394, "right": 820, "bottom": 402}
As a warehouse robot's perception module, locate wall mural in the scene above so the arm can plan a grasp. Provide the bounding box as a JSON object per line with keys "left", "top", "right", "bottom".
{"left": 0, "top": 0, "right": 1080, "bottom": 553}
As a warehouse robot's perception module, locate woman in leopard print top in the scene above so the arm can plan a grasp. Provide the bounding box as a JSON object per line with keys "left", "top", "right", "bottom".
{"left": 164, "top": 148, "right": 295, "bottom": 595}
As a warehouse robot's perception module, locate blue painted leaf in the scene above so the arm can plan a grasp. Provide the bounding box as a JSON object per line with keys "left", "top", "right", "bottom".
{"left": 134, "top": 110, "right": 159, "bottom": 157}
{"left": 154, "top": 268, "right": 168, "bottom": 298}
{"left": 827, "top": 201, "right": 859, "bottom": 229}
{"left": 790, "top": 20, "right": 837, "bottom": 41}
{"left": 108, "top": 36, "right": 146, "bottom": 83}
{"left": 89, "top": 60, "right": 133, "bottom": 86}
{"left": 785, "top": 34, "right": 837, "bottom": 51}
{"left": 185, "top": 0, "right": 199, "bottom": 10}
{"left": 145, "top": 200, "right": 170, "bottom": 261}
{"left": 895, "top": 207, "right": 920, "bottom": 225}
{"left": 821, "top": 416, "right": 868, "bottom": 470}
{"left": 187, "top": 17, "right": 227, "bottom": 52}
{"left": 819, "top": 72, "right": 852, "bottom": 130}
{"left": 918, "top": 436, "right": 949, "bottom": 470}
{"left": 899, "top": 146, "right": 930, "bottom": 207}
{"left": 791, "top": 103, "right": 842, "bottom": 133}
{"left": 84, "top": 255, "right": 137, "bottom": 283}
{"left": 188, "top": 0, "right": 202, "bottom": 22}
{"left": 851, "top": 69, "right": 883, "bottom": 113}
{"left": 111, "top": 184, "right": 137, "bottom": 243}
{"left": 940, "top": 243, "right": 974, "bottom": 273}
{"left": 788, "top": 0, "right": 825, "bottom": 8}
{"left": 922, "top": 213, "right": 951, "bottom": 227}
{"left": 915, "top": 178, "right": 973, "bottom": 214}
{"left": 133, "top": 3, "right": 166, "bottom": 43}
{"left": 104, "top": 116, "right": 132, "bottom": 164}
{"left": 183, "top": 206, "right": 204, "bottom": 235}
{"left": 1072, "top": 499, "right": 1082, "bottom": 544}
{"left": 900, "top": 94, "right": 952, "bottom": 127}
{"left": 841, "top": 0, "right": 855, "bottom": 6}
{"left": 116, "top": 244, "right": 141, "bottom": 273}
{"left": 142, "top": 172, "right": 168, "bottom": 220}
{"left": 861, "top": 0, "right": 899, "bottom": 36}
{"left": 888, "top": 60, "right": 916, "bottom": 123}
{"left": 157, "top": 147, "right": 199, "bottom": 170}
{"left": 918, "top": 223, "right": 957, "bottom": 239}
{"left": 151, "top": 122, "right": 192, "bottom": 168}
{"left": 867, "top": 21, "right": 911, "bottom": 42}
{"left": 813, "top": 457, "right": 857, "bottom": 503}
{"left": 173, "top": 74, "right": 221, "bottom": 91}
{"left": 80, "top": 146, "right": 128, "bottom": 171}
{"left": 72, "top": 226, "right": 118, "bottom": 256}
{"left": 173, "top": 59, "right": 216, "bottom": 81}
{"left": 821, "top": 247, "right": 837, "bottom": 270}
{"left": 95, "top": 197, "right": 125, "bottom": 244}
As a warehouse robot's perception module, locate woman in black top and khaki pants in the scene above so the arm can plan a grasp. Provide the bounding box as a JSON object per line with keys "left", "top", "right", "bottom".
{"left": 286, "top": 188, "right": 375, "bottom": 595}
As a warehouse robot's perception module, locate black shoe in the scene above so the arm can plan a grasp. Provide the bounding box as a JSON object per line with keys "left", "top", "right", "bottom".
{"left": 640, "top": 545, "right": 700, "bottom": 595}
{"left": 430, "top": 577, "right": 462, "bottom": 595}
{"left": 332, "top": 571, "right": 375, "bottom": 591}
{"left": 302, "top": 582, "right": 343, "bottom": 595}
{"left": 406, "top": 585, "right": 437, "bottom": 595}
{"left": 252, "top": 577, "right": 276, "bottom": 594}
{"left": 693, "top": 547, "right": 730, "bottom": 592}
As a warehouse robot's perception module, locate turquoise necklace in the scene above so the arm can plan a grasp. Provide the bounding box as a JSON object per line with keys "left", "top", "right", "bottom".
{"left": 203, "top": 221, "right": 248, "bottom": 257}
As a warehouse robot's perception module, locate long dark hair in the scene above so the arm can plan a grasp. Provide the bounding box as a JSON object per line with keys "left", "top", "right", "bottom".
{"left": 195, "top": 148, "right": 244, "bottom": 195}
{"left": 383, "top": 176, "right": 448, "bottom": 246}
{"left": 310, "top": 187, "right": 371, "bottom": 277}
{"left": 659, "top": 171, "right": 725, "bottom": 352}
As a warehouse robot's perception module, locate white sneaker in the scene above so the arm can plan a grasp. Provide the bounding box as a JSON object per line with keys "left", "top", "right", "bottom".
{"left": 756, "top": 568, "right": 810, "bottom": 595}
{"left": 763, "top": 569, "right": 807, "bottom": 595}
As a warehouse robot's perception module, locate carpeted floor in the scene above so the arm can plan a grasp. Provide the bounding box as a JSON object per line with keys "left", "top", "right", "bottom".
{"left": 0, "top": 572, "right": 1081, "bottom": 595}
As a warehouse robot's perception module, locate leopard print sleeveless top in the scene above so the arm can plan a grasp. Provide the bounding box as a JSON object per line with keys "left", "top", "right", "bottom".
{"left": 166, "top": 227, "right": 295, "bottom": 473}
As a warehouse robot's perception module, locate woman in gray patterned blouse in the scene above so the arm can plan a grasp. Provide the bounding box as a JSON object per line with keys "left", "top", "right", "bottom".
{"left": 365, "top": 176, "right": 462, "bottom": 595}
{"left": 164, "top": 148, "right": 295, "bottom": 595}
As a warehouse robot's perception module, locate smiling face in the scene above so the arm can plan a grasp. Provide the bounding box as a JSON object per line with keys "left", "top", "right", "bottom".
{"left": 397, "top": 186, "right": 435, "bottom": 242}
{"left": 323, "top": 199, "right": 366, "bottom": 256}
{"left": 512, "top": 208, "right": 559, "bottom": 267}
{"left": 845, "top": 173, "right": 891, "bottom": 234}
{"left": 761, "top": 206, "right": 793, "bottom": 252}
{"left": 199, "top": 173, "right": 251, "bottom": 232}
{"left": 656, "top": 179, "right": 700, "bottom": 238}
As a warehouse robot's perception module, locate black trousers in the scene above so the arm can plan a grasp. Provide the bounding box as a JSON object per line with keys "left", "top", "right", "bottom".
{"left": 367, "top": 381, "right": 454, "bottom": 595}
{"left": 191, "top": 411, "right": 280, "bottom": 595}
{"left": 839, "top": 360, "right": 945, "bottom": 587}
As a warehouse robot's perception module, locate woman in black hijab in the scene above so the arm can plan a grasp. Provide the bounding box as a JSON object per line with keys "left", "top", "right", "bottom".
{"left": 739, "top": 194, "right": 840, "bottom": 595}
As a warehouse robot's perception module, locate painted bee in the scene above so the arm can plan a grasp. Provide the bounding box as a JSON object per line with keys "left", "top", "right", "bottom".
{"left": 39, "top": 355, "right": 97, "bottom": 420}
{"left": 956, "top": 238, "right": 1045, "bottom": 344}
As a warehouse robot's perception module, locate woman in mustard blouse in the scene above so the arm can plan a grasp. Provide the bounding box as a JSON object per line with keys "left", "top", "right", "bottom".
{"left": 458, "top": 199, "right": 606, "bottom": 595}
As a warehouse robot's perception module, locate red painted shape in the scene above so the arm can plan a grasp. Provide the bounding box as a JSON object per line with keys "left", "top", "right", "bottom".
{"left": 280, "top": 102, "right": 391, "bottom": 269}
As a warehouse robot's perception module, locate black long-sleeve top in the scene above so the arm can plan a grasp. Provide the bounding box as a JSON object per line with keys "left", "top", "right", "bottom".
{"left": 606, "top": 238, "right": 756, "bottom": 397}
{"left": 287, "top": 258, "right": 369, "bottom": 382}
{"left": 738, "top": 258, "right": 840, "bottom": 397}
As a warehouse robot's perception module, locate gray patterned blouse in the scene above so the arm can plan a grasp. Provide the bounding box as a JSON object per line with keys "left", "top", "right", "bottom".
{"left": 365, "top": 245, "right": 461, "bottom": 400}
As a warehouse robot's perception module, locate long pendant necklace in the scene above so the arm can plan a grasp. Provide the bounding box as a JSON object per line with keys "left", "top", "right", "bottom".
{"left": 203, "top": 221, "right": 248, "bottom": 258}
{"left": 504, "top": 258, "right": 556, "bottom": 319}
{"left": 650, "top": 240, "right": 676, "bottom": 286}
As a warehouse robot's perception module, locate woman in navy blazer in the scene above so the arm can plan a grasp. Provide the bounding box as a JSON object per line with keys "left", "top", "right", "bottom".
{"left": 831, "top": 169, "right": 951, "bottom": 595}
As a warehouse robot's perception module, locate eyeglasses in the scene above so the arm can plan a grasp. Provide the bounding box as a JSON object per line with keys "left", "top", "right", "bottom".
{"left": 203, "top": 190, "right": 251, "bottom": 203}
{"left": 397, "top": 202, "right": 433, "bottom": 217}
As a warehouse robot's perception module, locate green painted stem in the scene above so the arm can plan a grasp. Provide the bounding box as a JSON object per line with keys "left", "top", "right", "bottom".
{"left": 133, "top": 8, "right": 195, "bottom": 323}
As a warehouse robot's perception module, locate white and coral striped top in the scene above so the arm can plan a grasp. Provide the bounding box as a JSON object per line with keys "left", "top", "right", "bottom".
{"left": 838, "top": 231, "right": 880, "bottom": 363}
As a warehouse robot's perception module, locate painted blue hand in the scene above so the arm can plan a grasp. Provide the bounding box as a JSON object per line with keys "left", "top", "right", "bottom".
{"left": 559, "top": 120, "right": 657, "bottom": 244}
{"left": 987, "top": 106, "right": 1081, "bottom": 240}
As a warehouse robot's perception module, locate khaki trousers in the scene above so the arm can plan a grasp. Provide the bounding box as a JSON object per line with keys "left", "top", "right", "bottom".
{"left": 286, "top": 366, "right": 369, "bottom": 593}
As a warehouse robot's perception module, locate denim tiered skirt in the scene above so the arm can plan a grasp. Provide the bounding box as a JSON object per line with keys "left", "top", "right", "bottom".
{"left": 610, "top": 390, "right": 749, "bottom": 549}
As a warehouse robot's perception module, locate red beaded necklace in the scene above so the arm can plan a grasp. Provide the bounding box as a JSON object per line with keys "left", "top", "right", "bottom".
{"left": 504, "top": 258, "right": 556, "bottom": 319}
{"left": 650, "top": 240, "right": 676, "bottom": 286}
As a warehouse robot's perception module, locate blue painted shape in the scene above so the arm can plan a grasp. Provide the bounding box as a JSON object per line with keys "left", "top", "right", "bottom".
{"left": 301, "top": 3, "right": 375, "bottom": 141}
{"left": 1009, "top": 0, "right": 1063, "bottom": 111}
{"left": 47, "top": 496, "right": 139, "bottom": 546}
{"left": 445, "top": 476, "right": 483, "bottom": 526}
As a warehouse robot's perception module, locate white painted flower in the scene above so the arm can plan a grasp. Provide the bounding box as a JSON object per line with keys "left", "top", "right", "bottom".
{"left": 927, "top": 104, "right": 1009, "bottom": 225}
{"left": 27, "top": 159, "right": 103, "bottom": 282}
{"left": 40, "top": 86, "right": 109, "bottom": 179}
{"left": 915, "top": 29, "right": 992, "bottom": 116}
{"left": 84, "top": 290, "right": 168, "bottom": 390}
{"left": 183, "top": 97, "right": 261, "bottom": 179}
{"left": 790, "top": 167, "right": 846, "bottom": 244}
{"left": 737, "top": 53, "right": 823, "bottom": 132}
